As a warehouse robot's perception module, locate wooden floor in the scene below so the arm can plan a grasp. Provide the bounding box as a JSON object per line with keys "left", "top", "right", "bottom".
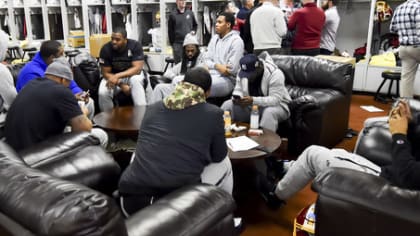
{"left": 236, "top": 94, "right": 392, "bottom": 236}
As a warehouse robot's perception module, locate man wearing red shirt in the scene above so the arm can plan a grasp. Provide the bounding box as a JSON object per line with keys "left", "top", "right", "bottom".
{"left": 288, "top": 0, "right": 325, "bottom": 56}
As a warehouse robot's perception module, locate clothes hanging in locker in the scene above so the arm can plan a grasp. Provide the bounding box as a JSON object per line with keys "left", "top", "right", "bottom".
{"left": 137, "top": 12, "right": 152, "bottom": 46}
{"left": 49, "top": 13, "right": 63, "bottom": 40}
{"left": 93, "top": 8, "right": 101, "bottom": 34}
{"left": 31, "top": 13, "right": 44, "bottom": 39}
{"left": 14, "top": 14, "right": 25, "bottom": 40}
{"left": 73, "top": 8, "right": 82, "bottom": 29}
{"left": 88, "top": 8, "right": 95, "bottom": 33}
{"left": 112, "top": 13, "right": 125, "bottom": 31}
{"left": 126, "top": 13, "right": 133, "bottom": 39}
{"left": 102, "top": 12, "right": 106, "bottom": 33}
{"left": 0, "top": 14, "right": 10, "bottom": 34}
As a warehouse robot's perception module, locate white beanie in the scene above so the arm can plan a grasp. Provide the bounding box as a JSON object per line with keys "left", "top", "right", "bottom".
{"left": 183, "top": 33, "right": 199, "bottom": 47}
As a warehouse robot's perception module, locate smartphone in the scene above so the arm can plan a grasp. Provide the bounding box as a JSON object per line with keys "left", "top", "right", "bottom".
{"left": 80, "top": 90, "right": 90, "bottom": 99}
{"left": 392, "top": 98, "right": 408, "bottom": 109}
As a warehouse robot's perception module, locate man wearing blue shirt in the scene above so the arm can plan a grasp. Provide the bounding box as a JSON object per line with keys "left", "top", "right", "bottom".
{"left": 16, "top": 40, "right": 95, "bottom": 119}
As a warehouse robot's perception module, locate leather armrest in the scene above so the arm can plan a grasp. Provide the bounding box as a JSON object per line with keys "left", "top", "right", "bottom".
{"left": 35, "top": 146, "right": 120, "bottom": 193}
{"left": 288, "top": 90, "right": 349, "bottom": 152}
{"left": 312, "top": 168, "right": 420, "bottom": 224}
{"left": 18, "top": 132, "right": 120, "bottom": 193}
{"left": 19, "top": 132, "right": 99, "bottom": 167}
{"left": 149, "top": 75, "right": 171, "bottom": 89}
{"left": 125, "top": 184, "right": 236, "bottom": 236}
{"left": 0, "top": 148, "right": 126, "bottom": 236}
{"left": 354, "top": 120, "right": 392, "bottom": 166}
{"left": 289, "top": 94, "right": 319, "bottom": 112}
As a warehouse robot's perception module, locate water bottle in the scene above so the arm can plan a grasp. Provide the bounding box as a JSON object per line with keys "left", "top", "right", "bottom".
{"left": 241, "top": 77, "right": 249, "bottom": 97}
{"left": 250, "top": 105, "right": 259, "bottom": 129}
{"left": 224, "top": 111, "right": 232, "bottom": 137}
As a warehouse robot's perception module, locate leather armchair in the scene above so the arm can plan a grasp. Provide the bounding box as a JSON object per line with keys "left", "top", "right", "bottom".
{"left": 354, "top": 98, "right": 420, "bottom": 166}
{"left": 270, "top": 55, "right": 354, "bottom": 154}
{"left": 311, "top": 99, "right": 420, "bottom": 235}
{"left": 312, "top": 168, "right": 420, "bottom": 236}
{"left": 17, "top": 131, "right": 121, "bottom": 194}
{"left": 0, "top": 140, "right": 237, "bottom": 236}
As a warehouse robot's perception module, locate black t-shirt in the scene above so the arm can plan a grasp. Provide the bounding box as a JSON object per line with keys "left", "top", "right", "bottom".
{"left": 99, "top": 39, "right": 144, "bottom": 74}
{"left": 168, "top": 9, "right": 197, "bottom": 44}
{"left": 118, "top": 101, "right": 227, "bottom": 195}
{"left": 4, "top": 78, "right": 82, "bottom": 151}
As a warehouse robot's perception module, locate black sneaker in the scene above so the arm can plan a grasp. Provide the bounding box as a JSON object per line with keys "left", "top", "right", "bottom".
{"left": 256, "top": 172, "right": 285, "bottom": 210}
{"left": 233, "top": 217, "right": 245, "bottom": 235}
{"left": 265, "top": 156, "right": 287, "bottom": 181}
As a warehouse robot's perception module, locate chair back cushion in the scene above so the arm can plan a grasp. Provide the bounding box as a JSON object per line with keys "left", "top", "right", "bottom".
{"left": 0, "top": 141, "right": 127, "bottom": 236}
{"left": 270, "top": 55, "right": 353, "bottom": 97}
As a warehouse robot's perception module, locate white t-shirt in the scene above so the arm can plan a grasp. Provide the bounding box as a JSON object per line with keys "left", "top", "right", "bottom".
{"left": 320, "top": 6, "right": 340, "bottom": 52}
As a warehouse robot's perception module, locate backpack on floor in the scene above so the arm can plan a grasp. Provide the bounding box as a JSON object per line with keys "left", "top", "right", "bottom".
{"left": 73, "top": 52, "right": 101, "bottom": 94}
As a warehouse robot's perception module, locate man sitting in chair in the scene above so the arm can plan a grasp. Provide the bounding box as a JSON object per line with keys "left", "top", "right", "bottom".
{"left": 118, "top": 67, "right": 233, "bottom": 215}
{"left": 151, "top": 33, "right": 205, "bottom": 103}
{"left": 5, "top": 58, "right": 108, "bottom": 151}
{"left": 16, "top": 40, "right": 95, "bottom": 119}
{"left": 257, "top": 100, "right": 420, "bottom": 209}
{"left": 98, "top": 27, "right": 152, "bottom": 111}
{"left": 203, "top": 12, "right": 244, "bottom": 98}
{"left": 221, "top": 53, "right": 291, "bottom": 132}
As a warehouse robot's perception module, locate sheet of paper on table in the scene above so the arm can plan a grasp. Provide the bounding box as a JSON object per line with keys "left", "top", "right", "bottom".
{"left": 360, "top": 105, "right": 384, "bottom": 112}
{"left": 226, "top": 136, "right": 259, "bottom": 152}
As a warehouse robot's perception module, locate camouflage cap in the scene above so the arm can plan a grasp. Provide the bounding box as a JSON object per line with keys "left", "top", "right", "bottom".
{"left": 164, "top": 81, "right": 206, "bottom": 110}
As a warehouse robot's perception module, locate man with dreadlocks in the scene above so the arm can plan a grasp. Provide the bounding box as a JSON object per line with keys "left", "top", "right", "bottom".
{"left": 151, "top": 33, "right": 204, "bottom": 103}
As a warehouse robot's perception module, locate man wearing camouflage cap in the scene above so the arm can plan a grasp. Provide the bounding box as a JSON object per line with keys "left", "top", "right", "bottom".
{"left": 119, "top": 67, "right": 233, "bottom": 215}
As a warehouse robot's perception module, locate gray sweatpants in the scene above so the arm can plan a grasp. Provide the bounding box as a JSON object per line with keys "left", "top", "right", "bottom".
{"left": 275, "top": 145, "right": 381, "bottom": 200}
{"left": 98, "top": 73, "right": 153, "bottom": 111}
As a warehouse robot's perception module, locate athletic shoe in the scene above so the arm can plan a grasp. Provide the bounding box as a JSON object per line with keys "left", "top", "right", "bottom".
{"left": 256, "top": 172, "right": 285, "bottom": 210}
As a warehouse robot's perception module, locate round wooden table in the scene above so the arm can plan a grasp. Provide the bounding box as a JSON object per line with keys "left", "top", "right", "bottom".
{"left": 228, "top": 127, "right": 281, "bottom": 160}
{"left": 93, "top": 106, "right": 146, "bottom": 138}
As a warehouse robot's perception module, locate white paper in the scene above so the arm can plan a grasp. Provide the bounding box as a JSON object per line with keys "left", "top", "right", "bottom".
{"left": 360, "top": 105, "right": 384, "bottom": 112}
{"left": 226, "top": 136, "right": 259, "bottom": 152}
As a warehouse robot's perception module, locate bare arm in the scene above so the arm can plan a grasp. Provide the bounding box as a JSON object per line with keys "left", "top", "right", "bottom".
{"left": 101, "top": 66, "right": 118, "bottom": 85}
{"left": 114, "top": 60, "right": 144, "bottom": 79}
{"left": 102, "top": 60, "right": 144, "bottom": 86}
{"left": 214, "top": 63, "right": 232, "bottom": 76}
{"left": 69, "top": 114, "right": 93, "bottom": 132}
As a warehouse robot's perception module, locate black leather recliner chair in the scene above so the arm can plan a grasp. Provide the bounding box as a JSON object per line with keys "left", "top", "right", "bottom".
{"left": 311, "top": 99, "right": 420, "bottom": 235}
{"left": 0, "top": 135, "right": 236, "bottom": 236}
{"left": 270, "top": 55, "right": 354, "bottom": 154}
{"left": 13, "top": 131, "right": 121, "bottom": 194}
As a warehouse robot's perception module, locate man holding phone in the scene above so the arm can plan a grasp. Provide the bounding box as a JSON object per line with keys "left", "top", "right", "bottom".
{"left": 257, "top": 99, "right": 420, "bottom": 208}
{"left": 16, "top": 40, "right": 95, "bottom": 119}
{"left": 221, "top": 52, "right": 291, "bottom": 131}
